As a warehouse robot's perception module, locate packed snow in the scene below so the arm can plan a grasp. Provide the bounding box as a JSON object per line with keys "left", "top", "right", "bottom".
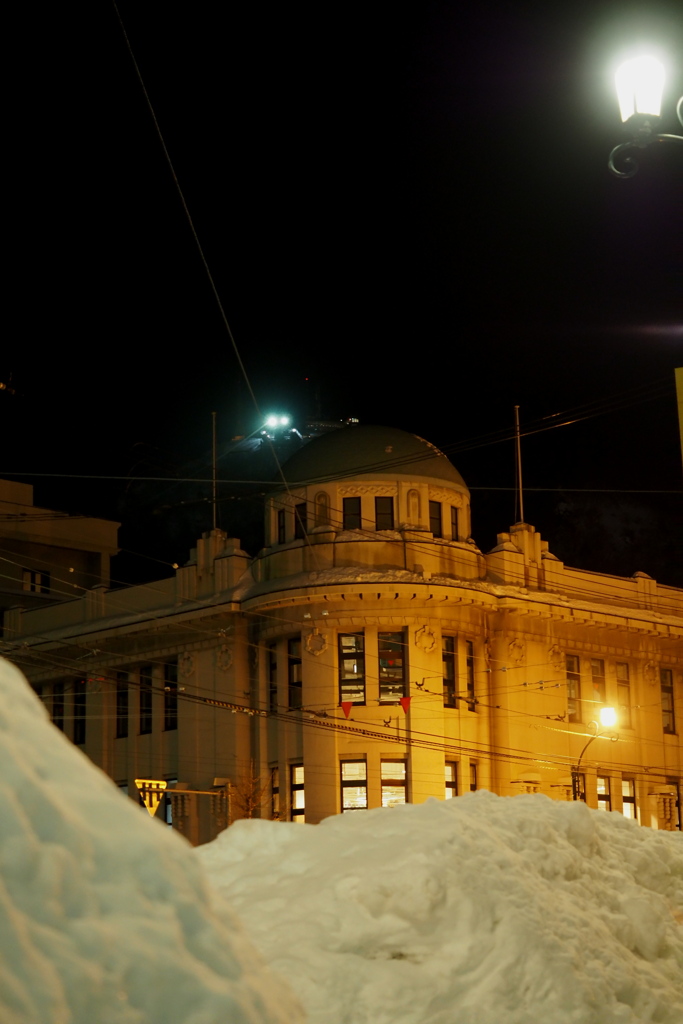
{"left": 199, "top": 794, "right": 683, "bottom": 1024}
{"left": 0, "top": 659, "right": 303, "bottom": 1024}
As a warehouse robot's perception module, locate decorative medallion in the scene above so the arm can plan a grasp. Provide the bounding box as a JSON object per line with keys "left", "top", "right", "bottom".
{"left": 179, "top": 653, "right": 194, "bottom": 678}
{"left": 305, "top": 629, "right": 328, "bottom": 656}
{"left": 414, "top": 626, "right": 437, "bottom": 653}
{"left": 508, "top": 639, "right": 525, "bottom": 664}
{"left": 548, "top": 645, "right": 564, "bottom": 671}
{"left": 217, "top": 644, "right": 233, "bottom": 672}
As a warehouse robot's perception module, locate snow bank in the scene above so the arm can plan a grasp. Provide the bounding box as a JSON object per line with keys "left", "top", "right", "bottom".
{"left": 199, "top": 793, "right": 683, "bottom": 1024}
{"left": 0, "top": 659, "right": 303, "bottom": 1024}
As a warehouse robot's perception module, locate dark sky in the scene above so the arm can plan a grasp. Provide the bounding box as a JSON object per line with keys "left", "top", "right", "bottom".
{"left": 4, "top": 0, "right": 682, "bottom": 584}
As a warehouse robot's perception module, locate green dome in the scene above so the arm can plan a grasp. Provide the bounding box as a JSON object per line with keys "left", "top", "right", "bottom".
{"left": 279, "top": 425, "right": 468, "bottom": 491}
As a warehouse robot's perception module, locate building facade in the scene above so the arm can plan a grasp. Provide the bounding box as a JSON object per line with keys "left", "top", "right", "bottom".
{"left": 3, "top": 427, "right": 681, "bottom": 842}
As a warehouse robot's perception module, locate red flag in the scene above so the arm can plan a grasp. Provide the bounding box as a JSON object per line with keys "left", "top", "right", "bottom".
{"left": 341, "top": 702, "right": 353, "bottom": 719}
{"left": 400, "top": 696, "right": 411, "bottom": 714}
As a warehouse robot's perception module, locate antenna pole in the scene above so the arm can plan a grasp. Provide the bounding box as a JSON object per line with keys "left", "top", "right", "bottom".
{"left": 514, "top": 405, "right": 524, "bottom": 524}
{"left": 211, "top": 411, "right": 217, "bottom": 531}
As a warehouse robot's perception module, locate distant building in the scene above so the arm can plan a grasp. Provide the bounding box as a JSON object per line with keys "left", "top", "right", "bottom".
{"left": 2, "top": 427, "right": 681, "bottom": 842}
{"left": 0, "top": 478, "right": 119, "bottom": 613}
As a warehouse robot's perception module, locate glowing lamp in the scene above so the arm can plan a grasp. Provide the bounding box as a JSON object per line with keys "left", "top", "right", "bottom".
{"left": 599, "top": 706, "right": 617, "bottom": 728}
{"left": 615, "top": 57, "right": 665, "bottom": 122}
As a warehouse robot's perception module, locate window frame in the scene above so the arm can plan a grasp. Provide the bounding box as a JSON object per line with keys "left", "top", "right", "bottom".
{"left": 267, "top": 643, "right": 278, "bottom": 713}
{"left": 378, "top": 631, "right": 407, "bottom": 703}
{"left": 277, "top": 507, "right": 286, "bottom": 544}
{"left": 381, "top": 760, "right": 407, "bottom": 807}
{"left": 661, "top": 668, "right": 675, "bottom": 734}
{"left": 342, "top": 496, "right": 362, "bottom": 530}
{"left": 294, "top": 502, "right": 307, "bottom": 540}
{"left": 597, "top": 775, "right": 611, "bottom": 811}
{"left": 590, "top": 658, "right": 606, "bottom": 704}
{"left": 442, "top": 635, "right": 456, "bottom": 708}
{"left": 375, "top": 496, "right": 394, "bottom": 531}
{"left": 338, "top": 632, "right": 365, "bottom": 705}
{"left": 340, "top": 759, "right": 368, "bottom": 812}
{"left": 450, "top": 505, "right": 459, "bottom": 541}
{"left": 465, "top": 640, "right": 476, "bottom": 711}
{"left": 566, "top": 654, "right": 581, "bottom": 724}
{"left": 290, "top": 763, "right": 305, "bottom": 822}
{"left": 445, "top": 762, "right": 458, "bottom": 799}
{"left": 616, "top": 662, "right": 631, "bottom": 728}
{"left": 622, "top": 778, "right": 637, "bottom": 819}
{"left": 287, "top": 637, "right": 302, "bottom": 709}
{"left": 429, "top": 500, "right": 442, "bottom": 538}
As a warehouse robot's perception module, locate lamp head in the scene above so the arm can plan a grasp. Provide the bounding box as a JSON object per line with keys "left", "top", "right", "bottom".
{"left": 615, "top": 56, "right": 665, "bottom": 122}
{"left": 599, "top": 706, "right": 618, "bottom": 728}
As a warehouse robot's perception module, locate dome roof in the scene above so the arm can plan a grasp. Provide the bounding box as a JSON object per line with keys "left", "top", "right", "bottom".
{"left": 278, "top": 425, "right": 468, "bottom": 491}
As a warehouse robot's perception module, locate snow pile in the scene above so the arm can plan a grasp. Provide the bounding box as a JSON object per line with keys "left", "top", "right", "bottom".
{"left": 0, "top": 659, "right": 303, "bottom": 1024}
{"left": 199, "top": 794, "right": 683, "bottom": 1024}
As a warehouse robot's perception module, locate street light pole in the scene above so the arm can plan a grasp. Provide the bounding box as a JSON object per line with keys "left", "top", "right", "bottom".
{"left": 571, "top": 707, "right": 618, "bottom": 802}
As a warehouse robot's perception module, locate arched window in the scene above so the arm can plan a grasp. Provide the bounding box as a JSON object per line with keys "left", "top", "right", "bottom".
{"left": 315, "top": 491, "right": 330, "bottom": 527}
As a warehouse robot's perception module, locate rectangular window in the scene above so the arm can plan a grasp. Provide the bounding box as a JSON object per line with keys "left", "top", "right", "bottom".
{"left": 52, "top": 682, "right": 65, "bottom": 731}
{"left": 597, "top": 776, "right": 611, "bottom": 811}
{"left": 23, "top": 568, "right": 51, "bottom": 594}
{"left": 442, "top": 635, "right": 456, "bottom": 708}
{"left": 470, "top": 762, "right": 478, "bottom": 792}
{"left": 566, "top": 655, "right": 581, "bottom": 723}
{"left": 343, "top": 496, "right": 362, "bottom": 530}
{"left": 116, "top": 671, "right": 129, "bottom": 739}
{"left": 574, "top": 772, "right": 587, "bottom": 802}
{"left": 667, "top": 777, "right": 682, "bottom": 830}
{"left": 591, "top": 658, "right": 606, "bottom": 704}
{"left": 465, "top": 641, "right": 476, "bottom": 711}
{"left": 341, "top": 760, "right": 368, "bottom": 812}
{"left": 616, "top": 663, "right": 631, "bottom": 728}
{"left": 450, "top": 506, "right": 459, "bottom": 541}
{"left": 271, "top": 767, "right": 280, "bottom": 819}
{"left": 73, "top": 680, "right": 86, "bottom": 745}
{"left": 622, "top": 779, "right": 636, "bottom": 820}
{"left": 375, "top": 496, "right": 394, "bottom": 531}
{"left": 661, "top": 668, "right": 675, "bottom": 734}
{"left": 277, "top": 508, "right": 286, "bottom": 544}
{"left": 445, "top": 762, "right": 458, "bottom": 799}
{"left": 164, "top": 661, "right": 178, "bottom": 731}
{"left": 164, "top": 778, "right": 177, "bottom": 827}
{"left": 429, "top": 500, "right": 442, "bottom": 538}
{"left": 288, "top": 638, "right": 302, "bottom": 709}
{"left": 139, "top": 665, "right": 153, "bottom": 735}
{"left": 381, "top": 761, "right": 407, "bottom": 807}
{"left": 267, "top": 644, "right": 278, "bottom": 713}
{"left": 290, "top": 764, "right": 305, "bottom": 822}
{"left": 294, "top": 502, "right": 307, "bottom": 540}
{"left": 339, "top": 633, "right": 365, "bottom": 704}
{"left": 378, "top": 631, "right": 406, "bottom": 703}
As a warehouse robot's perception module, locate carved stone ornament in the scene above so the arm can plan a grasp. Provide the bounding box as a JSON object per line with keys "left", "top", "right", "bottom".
{"left": 338, "top": 484, "right": 394, "bottom": 496}
{"left": 643, "top": 660, "right": 657, "bottom": 685}
{"left": 414, "top": 625, "right": 437, "bottom": 653}
{"left": 179, "top": 652, "right": 195, "bottom": 678}
{"left": 548, "top": 645, "right": 564, "bottom": 671}
{"left": 217, "top": 644, "right": 233, "bottom": 672}
{"left": 305, "top": 629, "right": 328, "bottom": 656}
{"left": 508, "top": 639, "right": 525, "bottom": 664}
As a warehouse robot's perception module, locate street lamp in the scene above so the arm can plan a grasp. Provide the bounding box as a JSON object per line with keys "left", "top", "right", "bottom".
{"left": 571, "top": 706, "right": 618, "bottom": 801}
{"left": 608, "top": 56, "right": 683, "bottom": 178}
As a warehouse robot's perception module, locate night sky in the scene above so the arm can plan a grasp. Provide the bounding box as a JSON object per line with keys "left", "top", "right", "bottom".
{"left": 4, "top": 0, "right": 682, "bottom": 585}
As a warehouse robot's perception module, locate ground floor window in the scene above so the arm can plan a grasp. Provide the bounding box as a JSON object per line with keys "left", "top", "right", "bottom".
{"left": 445, "top": 762, "right": 458, "bottom": 799}
{"left": 341, "top": 760, "right": 368, "bottom": 811}
{"left": 469, "top": 762, "right": 478, "bottom": 792}
{"left": 291, "top": 764, "right": 305, "bottom": 822}
{"left": 381, "top": 761, "right": 407, "bottom": 807}
{"left": 597, "top": 776, "right": 611, "bottom": 811}
{"left": 271, "top": 767, "right": 280, "bottom": 819}
{"left": 622, "top": 779, "right": 636, "bottom": 819}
